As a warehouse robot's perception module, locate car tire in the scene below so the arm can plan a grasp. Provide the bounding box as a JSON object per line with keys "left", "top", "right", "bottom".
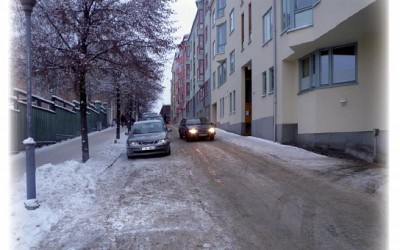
{"left": 185, "top": 133, "right": 191, "bottom": 142}
{"left": 209, "top": 135, "right": 214, "bottom": 141}
{"left": 179, "top": 132, "right": 183, "bottom": 139}
{"left": 127, "top": 154, "right": 133, "bottom": 159}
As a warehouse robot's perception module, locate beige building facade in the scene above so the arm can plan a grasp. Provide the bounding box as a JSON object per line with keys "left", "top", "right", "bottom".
{"left": 207, "top": 0, "right": 387, "bottom": 161}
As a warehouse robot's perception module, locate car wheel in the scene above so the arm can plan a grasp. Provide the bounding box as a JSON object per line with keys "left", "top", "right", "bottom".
{"left": 179, "top": 132, "right": 183, "bottom": 139}
{"left": 127, "top": 154, "right": 133, "bottom": 159}
{"left": 185, "top": 132, "right": 191, "bottom": 142}
{"left": 209, "top": 135, "right": 214, "bottom": 141}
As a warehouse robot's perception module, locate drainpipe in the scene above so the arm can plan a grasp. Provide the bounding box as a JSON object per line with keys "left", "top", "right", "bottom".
{"left": 373, "top": 128, "right": 380, "bottom": 163}
{"left": 273, "top": 0, "right": 278, "bottom": 142}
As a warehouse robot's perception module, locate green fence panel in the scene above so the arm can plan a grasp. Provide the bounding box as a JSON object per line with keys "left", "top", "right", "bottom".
{"left": 10, "top": 90, "right": 109, "bottom": 153}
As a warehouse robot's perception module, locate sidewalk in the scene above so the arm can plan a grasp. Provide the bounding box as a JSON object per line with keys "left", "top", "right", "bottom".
{"left": 9, "top": 127, "right": 122, "bottom": 183}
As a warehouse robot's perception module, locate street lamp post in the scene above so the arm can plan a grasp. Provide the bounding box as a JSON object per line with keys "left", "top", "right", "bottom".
{"left": 20, "top": 0, "right": 39, "bottom": 210}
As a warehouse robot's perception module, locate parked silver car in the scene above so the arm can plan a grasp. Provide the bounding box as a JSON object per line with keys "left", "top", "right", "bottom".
{"left": 126, "top": 120, "right": 171, "bottom": 159}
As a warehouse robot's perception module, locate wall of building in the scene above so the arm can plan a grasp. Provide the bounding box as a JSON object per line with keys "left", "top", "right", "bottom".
{"left": 172, "top": 0, "right": 387, "bottom": 161}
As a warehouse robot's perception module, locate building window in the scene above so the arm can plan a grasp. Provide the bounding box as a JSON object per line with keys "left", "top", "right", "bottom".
{"left": 229, "top": 50, "right": 235, "bottom": 74}
{"left": 232, "top": 90, "right": 236, "bottom": 113}
{"left": 186, "top": 45, "right": 190, "bottom": 59}
{"left": 198, "top": 59, "right": 204, "bottom": 80}
{"left": 205, "top": 53, "right": 208, "bottom": 70}
{"left": 212, "top": 41, "right": 216, "bottom": 57}
{"left": 219, "top": 97, "right": 225, "bottom": 118}
{"left": 198, "top": 34, "right": 204, "bottom": 52}
{"left": 262, "top": 8, "right": 273, "bottom": 44}
{"left": 241, "top": 13, "right": 244, "bottom": 49}
{"left": 217, "top": 60, "right": 227, "bottom": 86}
{"left": 269, "top": 67, "right": 275, "bottom": 93}
{"left": 332, "top": 46, "right": 356, "bottom": 84}
{"left": 229, "top": 9, "right": 235, "bottom": 33}
{"left": 281, "top": 0, "right": 290, "bottom": 31}
{"left": 300, "top": 44, "right": 357, "bottom": 92}
{"left": 213, "top": 71, "right": 216, "bottom": 90}
{"left": 262, "top": 71, "right": 267, "bottom": 96}
{"left": 282, "top": 0, "right": 318, "bottom": 32}
{"left": 216, "top": 0, "right": 226, "bottom": 18}
{"left": 248, "top": 3, "right": 252, "bottom": 42}
{"left": 229, "top": 92, "right": 233, "bottom": 114}
{"left": 186, "top": 64, "right": 190, "bottom": 80}
{"left": 216, "top": 22, "right": 227, "bottom": 54}
{"left": 212, "top": 9, "right": 216, "bottom": 26}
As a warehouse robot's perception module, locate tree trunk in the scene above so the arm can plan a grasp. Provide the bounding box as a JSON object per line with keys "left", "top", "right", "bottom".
{"left": 79, "top": 70, "right": 90, "bottom": 163}
{"left": 116, "top": 83, "right": 121, "bottom": 140}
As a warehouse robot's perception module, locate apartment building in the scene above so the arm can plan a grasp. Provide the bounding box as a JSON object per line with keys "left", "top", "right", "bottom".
{"left": 171, "top": 35, "right": 189, "bottom": 124}
{"left": 173, "top": 0, "right": 387, "bottom": 161}
{"left": 185, "top": 0, "right": 212, "bottom": 120}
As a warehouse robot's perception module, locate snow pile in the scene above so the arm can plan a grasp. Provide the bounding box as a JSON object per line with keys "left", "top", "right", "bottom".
{"left": 10, "top": 137, "right": 126, "bottom": 249}
{"left": 216, "top": 128, "right": 386, "bottom": 194}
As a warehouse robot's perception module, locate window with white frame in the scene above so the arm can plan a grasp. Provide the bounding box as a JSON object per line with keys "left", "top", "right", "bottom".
{"left": 229, "top": 9, "right": 235, "bottom": 33}
{"left": 300, "top": 44, "right": 357, "bottom": 92}
{"left": 217, "top": 22, "right": 227, "bottom": 54}
{"left": 263, "top": 8, "right": 273, "bottom": 44}
{"left": 262, "top": 71, "right": 267, "bottom": 96}
{"left": 269, "top": 67, "right": 275, "bottom": 93}
{"left": 229, "top": 50, "right": 235, "bottom": 74}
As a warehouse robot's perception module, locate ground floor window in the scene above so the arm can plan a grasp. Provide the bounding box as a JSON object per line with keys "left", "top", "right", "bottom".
{"left": 299, "top": 44, "right": 357, "bottom": 92}
{"left": 262, "top": 71, "right": 267, "bottom": 96}
{"left": 269, "top": 67, "right": 274, "bottom": 94}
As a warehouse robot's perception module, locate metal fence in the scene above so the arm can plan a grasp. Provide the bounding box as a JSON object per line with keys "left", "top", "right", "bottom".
{"left": 10, "top": 88, "right": 109, "bottom": 153}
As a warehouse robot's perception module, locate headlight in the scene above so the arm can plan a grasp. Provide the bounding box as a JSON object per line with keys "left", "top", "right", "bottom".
{"left": 159, "top": 139, "right": 169, "bottom": 144}
{"left": 208, "top": 127, "right": 216, "bottom": 133}
{"left": 189, "top": 128, "right": 198, "bottom": 134}
{"left": 128, "top": 141, "right": 137, "bottom": 146}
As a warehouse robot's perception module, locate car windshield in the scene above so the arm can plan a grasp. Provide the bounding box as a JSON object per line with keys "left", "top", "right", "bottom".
{"left": 132, "top": 122, "right": 164, "bottom": 134}
{"left": 143, "top": 116, "right": 163, "bottom": 121}
{"left": 186, "top": 118, "right": 210, "bottom": 125}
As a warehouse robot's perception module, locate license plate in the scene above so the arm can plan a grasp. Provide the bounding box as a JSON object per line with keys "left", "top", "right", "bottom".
{"left": 199, "top": 134, "right": 208, "bottom": 137}
{"left": 142, "top": 146, "right": 155, "bottom": 151}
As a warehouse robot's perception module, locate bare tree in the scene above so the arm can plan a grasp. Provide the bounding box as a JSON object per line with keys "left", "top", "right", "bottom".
{"left": 12, "top": 0, "right": 176, "bottom": 162}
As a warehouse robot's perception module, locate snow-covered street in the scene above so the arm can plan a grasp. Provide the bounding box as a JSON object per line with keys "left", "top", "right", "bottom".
{"left": 9, "top": 126, "right": 387, "bottom": 249}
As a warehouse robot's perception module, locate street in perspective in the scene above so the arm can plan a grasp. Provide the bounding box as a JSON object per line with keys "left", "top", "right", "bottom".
{"left": 9, "top": 0, "right": 392, "bottom": 249}
{"left": 10, "top": 125, "right": 386, "bottom": 249}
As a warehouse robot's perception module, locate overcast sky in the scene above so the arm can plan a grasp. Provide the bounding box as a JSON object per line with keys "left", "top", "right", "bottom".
{"left": 152, "top": 0, "right": 197, "bottom": 113}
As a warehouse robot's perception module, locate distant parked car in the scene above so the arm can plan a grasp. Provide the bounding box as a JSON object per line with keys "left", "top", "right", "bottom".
{"left": 141, "top": 114, "right": 165, "bottom": 123}
{"left": 141, "top": 112, "right": 159, "bottom": 120}
{"left": 178, "top": 117, "right": 216, "bottom": 142}
{"left": 126, "top": 120, "right": 171, "bottom": 159}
